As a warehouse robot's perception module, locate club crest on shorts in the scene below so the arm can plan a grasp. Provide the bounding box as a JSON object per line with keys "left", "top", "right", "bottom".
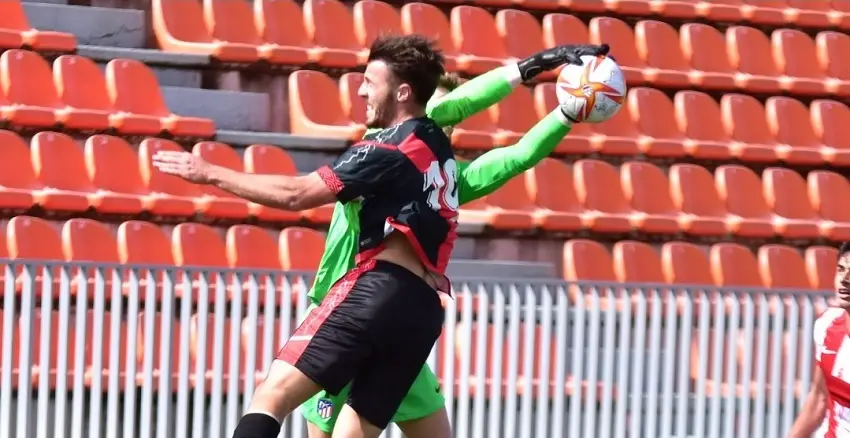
{"left": 317, "top": 398, "right": 334, "bottom": 419}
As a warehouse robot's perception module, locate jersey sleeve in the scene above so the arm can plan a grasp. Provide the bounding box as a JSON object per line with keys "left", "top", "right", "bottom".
{"left": 426, "top": 65, "right": 520, "bottom": 128}
{"left": 457, "top": 109, "right": 572, "bottom": 204}
{"left": 316, "top": 142, "right": 407, "bottom": 203}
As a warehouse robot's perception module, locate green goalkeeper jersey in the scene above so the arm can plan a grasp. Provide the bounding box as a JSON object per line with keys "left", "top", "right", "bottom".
{"left": 306, "top": 67, "right": 572, "bottom": 303}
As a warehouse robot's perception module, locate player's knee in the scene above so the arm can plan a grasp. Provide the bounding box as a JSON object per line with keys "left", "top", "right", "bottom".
{"left": 249, "top": 360, "right": 321, "bottom": 418}
{"left": 232, "top": 412, "right": 281, "bottom": 438}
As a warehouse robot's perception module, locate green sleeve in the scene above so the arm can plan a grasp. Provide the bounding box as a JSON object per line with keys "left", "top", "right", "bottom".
{"left": 426, "top": 67, "right": 515, "bottom": 128}
{"left": 457, "top": 110, "right": 571, "bottom": 204}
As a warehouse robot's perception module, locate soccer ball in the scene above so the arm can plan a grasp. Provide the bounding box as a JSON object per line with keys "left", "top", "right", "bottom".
{"left": 555, "top": 55, "right": 626, "bottom": 123}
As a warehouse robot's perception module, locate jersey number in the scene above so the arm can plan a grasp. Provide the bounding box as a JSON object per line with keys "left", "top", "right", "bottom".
{"left": 423, "top": 159, "right": 459, "bottom": 212}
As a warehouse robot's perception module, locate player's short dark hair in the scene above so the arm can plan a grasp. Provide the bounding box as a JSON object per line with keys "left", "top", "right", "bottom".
{"left": 437, "top": 73, "right": 463, "bottom": 92}
{"left": 368, "top": 34, "right": 445, "bottom": 107}
{"left": 840, "top": 242, "right": 850, "bottom": 260}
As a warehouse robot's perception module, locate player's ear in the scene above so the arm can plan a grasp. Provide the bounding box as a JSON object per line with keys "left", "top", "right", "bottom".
{"left": 396, "top": 82, "right": 412, "bottom": 103}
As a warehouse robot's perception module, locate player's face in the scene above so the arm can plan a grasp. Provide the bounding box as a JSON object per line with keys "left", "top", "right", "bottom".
{"left": 836, "top": 252, "right": 850, "bottom": 296}
{"left": 429, "top": 87, "right": 454, "bottom": 137}
{"left": 359, "top": 60, "right": 411, "bottom": 129}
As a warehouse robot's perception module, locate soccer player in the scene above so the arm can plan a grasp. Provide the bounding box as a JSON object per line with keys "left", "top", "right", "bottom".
{"left": 154, "top": 35, "right": 459, "bottom": 438}
{"left": 788, "top": 242, "right": 850, "bottom": 437}
{"left": 301, "top": 44, "right": 611, "bottom": 438}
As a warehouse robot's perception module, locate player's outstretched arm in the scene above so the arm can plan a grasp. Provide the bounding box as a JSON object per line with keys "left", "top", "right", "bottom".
{"left": 426, "top": 44, "right": 609, "bottom": 128}
{"left": 457, "top": 108, "right": 571, "bottom": 204}
{"left": 788, "top": 364, "right": 827, "bottom": 437}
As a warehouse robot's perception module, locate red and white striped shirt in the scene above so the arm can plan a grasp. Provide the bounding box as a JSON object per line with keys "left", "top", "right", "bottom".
{"left": 813, "top": 308, "right": 850, "bottom": 437}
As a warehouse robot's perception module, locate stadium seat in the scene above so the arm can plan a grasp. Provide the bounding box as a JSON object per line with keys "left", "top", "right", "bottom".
{"left": 150, "top": 0, "right": 257, "bottom": 62}
{"left": 515, "top": 0, "right": 560, "bottom": 10}
{"left": 738, "top": 0, "right": 785, "bottom": 25}
{"left": 764, "top": 167, "right": 847, "bottom": 240}
{"left": 679, "top": 24, "right": 736, "bottom": 91}
{"left": 400, "top": 3, "right": 459, "bottom": 72}
{"left": 710, "top": 243, "right": 762, "bottom": 287}
{"left": 667, "top": 164, "right": 743, "bottom": 237}
{"left": 816, "top": 32, "right": 850, "bottom": 88}
{"left": 106, "top": 59, "right": 214, "bottom": 138}
{"left": 460, "top": 176, "right": 535, "bottom": 230}
{"left": 288, "top": 70, "right": 366, "bottom": 140}
{"left": 691, "top": 0, "right": 743, "bottom": 21}
{"left": 765, "top": 97, "right": 825, "bottom": 165}
{"left": 613, "top": 240, "right": 666, "bottom": 284}
{"left": 673, "top": 91, "right": 734, "bottom": 160}
{"left": 633, "top": 21, "right": 690, "bottom": 88}
{"left": 492, "top": 86, "right": 536, "bottom": 147}
{"left": 0, "top": 1, "right": 75, "bottom": 52}
{"left": 758, "top": 245, "right": 812, "bottom": 290}
{"left": 563, "top": 239, "right": 623, "bottom": 310}
{"left": 720, "top": 94, "right": 780, "bottom": 163}
{"left": 241, "top": 145, "right": 305, "bottom": 223}
{"left": 532, "top": 83, "right": 594, "bottom": 154}
{"left": 189, "top": 314, "right": 240, "bottom": 386}
{"left": 0, "top": 130, "right": 35, "bottom": 210}
{"left": 352, "top": 0, "right": 402, "bottom": 49}
{"left": 339, "top": 72, "right": 365, "bottom": 126}
{"left": 661, "top": 242, "right": 714, "bottom": 285}
{"left": 785, "top": 0, "right": 845, "bottom": 28}
{"left": 82, "top": 309, "right": 130, "bottom": 386}
{"left": 542, "top": 13, "right": 590, "bottom": 49}
{"left": 279, "top": 227, "right": 325, "bottom": 272}
{"left": 32, "top": 131, "right": 143, "bottom": 214}
{"left": 523, "top": 158, "right": 583, "bottom": 232}
{"left": 85, "top": 135, "right": 193, "bottom": 217}
{"left": 303, "top": 0, "right": 368, "bottom": 67}
{"left": 203, "top": 0, "right": 306, "bottom": 65}
{"left": 226, "top": 225, "right": 278, "bottom": 270}
{"left": 619, "top": 162, "right": 681, "bottom": 235}
{"left": 627, "top": 88, "right": 687, "bottom": 158}
{"left": 573, "top": 159, "right": 637, "bottom": 233}
{"left": 805, "top": 245, "right": 837, "bottom": 290}
{"left": 726, "top": 26, "right": 782, "bottom": 93}
{"left": 191, "top": 142, "right": 250, "bottom": 219}
{"left": 450, "top": 6, "right": 508, "bottom": 75}
{"left": 495, "top": 10, "right": 545, "bottom": 71}
{"left": 138, "top": 139, "right": 208, "bottom": 217}
{"left": 772, "top": 29, "right": 844, "bottom": 96}
{"left": 61, "top": 219, "right": 120, "bottom": 291}
{"left": 117, "top": 220, "right": 174, "bottom": 265}
{"left": 811, "top": 100, "right": 850, "bottom": 165}
{"left": 588, "top": 100, "right": 641, "bottom": 156}
{"left": 7, "top": 216, "right": 63, "bottom": 292}
{"left": 254, "top": 0, "right": 331, "bottom": 66}
{"left": 807, "top": 171, "right": 850, "bottom": 241}
{"left": 135, "top": 311, "right": 184, "bottom": 386}
{"left": 2, "top": 50, "right": 109, "bottom": 130}
{"left": 451, "top": 108, "right": 496, "bottom": 150}
{"left": 172, "top": 223, "right": 228, "bottom": 280}
{"left": 587, "top": 17, "right": 644, "bottom": 85}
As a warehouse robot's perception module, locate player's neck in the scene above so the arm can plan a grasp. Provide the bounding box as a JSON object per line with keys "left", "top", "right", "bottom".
{"left": 385, "top": 107, "right": 425, "bottom": 128}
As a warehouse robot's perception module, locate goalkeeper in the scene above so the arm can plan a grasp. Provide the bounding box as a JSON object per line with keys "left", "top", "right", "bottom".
{"left": 301, "top": 43, "right": 610, "bottom": 438}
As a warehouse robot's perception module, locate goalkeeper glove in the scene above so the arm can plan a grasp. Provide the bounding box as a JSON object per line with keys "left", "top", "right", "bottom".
{"left": 517, "top": 43, "right": 610, "bottom": 82}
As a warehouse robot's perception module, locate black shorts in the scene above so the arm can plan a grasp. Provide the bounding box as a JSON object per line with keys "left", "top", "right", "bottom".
{"left": 276, "top": 259, "right": 445, "bottom": 429}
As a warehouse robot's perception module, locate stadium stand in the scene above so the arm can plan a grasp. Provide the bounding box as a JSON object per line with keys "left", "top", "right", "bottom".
{"left": 1, "top": 0, "right": 848, "bottom": 437}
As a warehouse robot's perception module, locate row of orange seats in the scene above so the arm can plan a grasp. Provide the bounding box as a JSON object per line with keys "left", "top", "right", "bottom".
{"left": 469, "top": 158, "right": 850, "bottom": 240}
{"left": 298, "top": 69, "right": 850, "bottom": 165}
{"left": 0, "top": 132, "right": 329, "bottom": 221}
{"left": 0, "top": 1, "right": 75, "bottom": 52}
{"left": 0, "top": 50, "right": 213, "bottom": 137}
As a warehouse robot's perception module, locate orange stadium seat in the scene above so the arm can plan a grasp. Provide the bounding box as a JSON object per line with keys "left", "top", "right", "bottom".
{"left": 563, "top": 239, "right": 623, "bottom": 310}
{"left": 117, "top": 220, "right": 174, "bottom": 265}
{"left": 150, "top": 0, "right": 257, "bottom": 62}
{"left": 710, "top": 242, "right": 762, "bottom": 287}
{"left": 647, "top": 0, "right": 699, "bottom": 19}
{"left": 191, "top": 142, "right": 250, "bottom": 219}
{"left": 450, "top": 6, "right": 508, "bottom": 75}
{"left": 135, "top": 311, "right": 184, "bottom": 386}
{"left": 726, "top": 26, "right": 782, "bottom": 94}
{"left": 573, "top": 159, "right": 639, "bottom": 233}
{"left": 0, "top": 130, "right": 35, "bottom": 210}
{"left": 226, "top": 225, "right": 278, "bottom": 271}
{"left": 816, "top": 32, "right": 850, "bottom": 88}
{"left": 679, "top": 24, "right": 736, "bottom": 91}
{"left": 532, "top": 83, "right": 595, "bottom": 154}
{"left": 172, "top": 223, "right": 228, "bottom": 271}
{"left": 495, "top": 10, "right": 545, "bottom": 73}
{"left": 588, "top": 100, "right": 642, "bottom": 156}
{"left": 400, "top": 3, "right": 460, "bottom": 72}
{"left": 588, "top": 17, "right": 644, "bottom": 85}
{"left": 85, "top": 135, "right": 194, "bottom": 217}
{"left": 811, "top": 100, "right": 850, "bottom": 166}
{"left": 523, "top": 158, "right": 583, "bottom": 232}
{"left": 720, "top": 94, "right": 780, "bottom": 163}
{"left": 61, "top": 218, "right": 119, "bottom": 276}
{"left": 460, "top": 176, "right": 535, "bottom": 230}
{"left": 0, "top": 1, "right": 75, "bottom": 52}
{"left": 542, "top": 13, "right": 590, "bottom": 49}
{"left": 352, "top": 0, "right": 402, "bottom": 49}
{"left": 627, "top": 88, "right": 687, "bottom": 158}
{"left": 288, "top": 70, "right": 365, "bottom": 141}
{"left": 758, "top": 244, "right": 812, "bottom": 290}
{"left": 279, "top": 227, "right": 325, "bottom": 272}
{"left": 807, "top": 171, "right": 850, "bottom": 240}
{"left": 773, "top": 29, "right": 846, "bottom": 96}
{"left": 667, "top": 164, "right": 751, "bottom": 237}
{"left": 241, "top": 144, "right": 304, "bottom": 223}
{"left": 691, "top": 0, "right": 743, "bottom": 21}
{"left": 32, "top": 131, "right": 143, "bottom": 214}
{"left": 633, "top": 21, "right": 690, "bottom": 88}
{"left": 674, "top": 91, "right": 735, "bottom": 160}
{"left": 765, "top": 97, "right": 825, "bottom": 165}
{"left": 253, "top": 0, "right": 327, "bottom": 66}
{"left": 613, "top": 240, "right": 665, "bottom": 284}
{"left": 3, "top": 50, "right": 110, "bottom": 130}
{"left": 619, "top": 162, "right": 680, "bottom": 235}
{"left": 303, "top": 0, "right": 368, "bottom": 68}
{"left": 786, "top": 0, "right": 846, "bottom": 28}
{"left": 805, "top": 246, "right": 837, "bottom": 290}
{"left": 764, "top": 167, "right": 849, "bottom": 240}
{"left": 738, "top": 0, "right": 785, "bottom": 25}
{"left": 339, "top": 72, "right": 365, "bottom": 126}
{"left": 189, "top": 314, "right": 240, "bottom": 387}
{"left": 7, "top": 216, "right": 63, "bottom": 292}
{"left": 661, "top": 242, "right": 714, "bottom": 285}
{"left": 451, "top": 108, "right": 496, "bottom": 150}
{"left": 204, "top": 0, "right": 307, "bottom": 65}
{"left": 491, "top": 85, "right": 536, "bottom": 147}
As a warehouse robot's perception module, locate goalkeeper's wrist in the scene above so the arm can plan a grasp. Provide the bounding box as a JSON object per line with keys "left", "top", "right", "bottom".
{"left": 554, "top": 109, "right": 575, "bottom": 127}
{"left": 499, "top": 63, "right": 523, "bottom": 88}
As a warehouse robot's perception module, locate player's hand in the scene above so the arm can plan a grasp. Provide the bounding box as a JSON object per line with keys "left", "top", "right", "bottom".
{"left": 517, "top": 43, "right": 610, "bottom": 81}
{"left": 152, "top": 150, "right": 213, "bottom": 184}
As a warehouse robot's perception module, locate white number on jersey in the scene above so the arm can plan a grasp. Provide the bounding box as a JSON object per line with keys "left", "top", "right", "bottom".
{"left": 423, "top": 159, "right": 459, "bottom": 212}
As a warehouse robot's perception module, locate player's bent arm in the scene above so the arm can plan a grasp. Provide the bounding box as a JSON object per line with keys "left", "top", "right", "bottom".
{"left": 457, "top": 109, "right": 572, "bottom": 204}
{"left": 426, "top": 64, "right": 520, "bottom": 128}
{"left": 788, "top": 366, "right": 828, "bottom": 438}
{"left": 207, "top": 166, "right": 336, "bottom": 211}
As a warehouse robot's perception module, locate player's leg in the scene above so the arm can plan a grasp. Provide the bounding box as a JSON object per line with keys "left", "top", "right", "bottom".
{"left": 393, "top": 365, "right": 451, "bottom": 438}
{"left": 303, "top": 384, "right": 352, "bottom": 437}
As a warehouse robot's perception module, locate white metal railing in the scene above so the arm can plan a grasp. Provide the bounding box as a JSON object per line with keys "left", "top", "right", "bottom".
{"left": 0, "top": 261, "right": 832, "bottom": 438}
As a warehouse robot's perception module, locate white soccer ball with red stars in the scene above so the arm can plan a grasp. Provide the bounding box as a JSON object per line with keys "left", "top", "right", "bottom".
{"left": 556, "top": 54, "right": 626, "bottom": 123}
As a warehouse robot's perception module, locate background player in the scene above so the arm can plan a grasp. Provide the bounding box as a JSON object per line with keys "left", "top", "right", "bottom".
{"left": 788, "top": 242, "right": 850, "bottom": 437}
{"left": 154, "top": 35, "right": 458, "bottom": 438}
{"left": 300, "top": 43, "right": 611, "bottom": 438}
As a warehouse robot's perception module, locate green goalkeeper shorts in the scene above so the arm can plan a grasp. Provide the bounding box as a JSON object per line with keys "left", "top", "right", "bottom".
{"left": 297, "top": 304, "right": 445, "bottom": 432}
